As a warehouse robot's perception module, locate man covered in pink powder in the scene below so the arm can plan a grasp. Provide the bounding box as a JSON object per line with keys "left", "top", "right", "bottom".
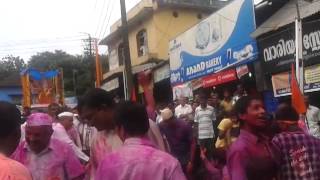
{"left": 95, "top": 101, "right": 186, "bottom": 180}
{"left": 12, "top": 113, "right": 85, "bottom": 180}
{"left": 78, "top": 88, "right": 123, "bottom": 179}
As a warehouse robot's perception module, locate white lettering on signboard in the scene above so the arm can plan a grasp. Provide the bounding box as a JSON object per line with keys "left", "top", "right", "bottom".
{"left": 186, "top": 56, "right": 222, "bottom": 76}
{"left": 264, "top": 30, "right": 320, "bottom": 62}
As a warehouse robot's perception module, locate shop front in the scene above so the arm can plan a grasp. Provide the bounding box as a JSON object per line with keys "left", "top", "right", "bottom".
{"left": 153, "top": 63, "right": 172, "bottom": 104}
{"left": 169, "top": 0, "right": 258, "bottom": 99}
{"left": 258, "top": 19, "right": 320, "bottom": 107}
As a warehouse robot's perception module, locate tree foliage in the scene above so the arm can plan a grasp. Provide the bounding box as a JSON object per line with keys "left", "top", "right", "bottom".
{"left": 0, "top": 55, "right": 26, "bottom": 80}
{"left": 27, "top": 50, "right": 108, "bottom": 96}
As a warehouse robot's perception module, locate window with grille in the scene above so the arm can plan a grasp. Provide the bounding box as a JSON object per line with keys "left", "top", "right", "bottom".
{"left": 136, "top": 29, "right": 148, "bottom": 57}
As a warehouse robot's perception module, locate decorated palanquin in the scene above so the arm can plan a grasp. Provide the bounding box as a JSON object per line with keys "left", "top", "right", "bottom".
{"left": 21, "top": 69, "right": 64, "bottom": 107}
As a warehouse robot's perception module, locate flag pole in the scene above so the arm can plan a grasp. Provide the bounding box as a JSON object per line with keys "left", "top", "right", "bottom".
{"left": 295, "top": 0, "right": 304, "bottom": 94}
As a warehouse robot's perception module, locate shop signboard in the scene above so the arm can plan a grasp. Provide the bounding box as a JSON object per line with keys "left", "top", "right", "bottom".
{"left": 259, "top": 20, "right": 320, "bottom": 74}
{"left": 236, "top": 64, "right": 249, "bottom": 79}
{"left": 202, "top": 69, "right": 237, "bottom": 88}
{"left": 101, "top": 78, "right": 119, "bottom": 92}
{"left": 154, "top": 64, "right": 170, "bottom": 83}
{"left": 169, "top": 0, "right": 258, "bottom": 85}
{"left": 263, "top": 91, "right": 279, "bottom": 113}
{"left": 271, "top": 64, "right": 320, "bottom": 97}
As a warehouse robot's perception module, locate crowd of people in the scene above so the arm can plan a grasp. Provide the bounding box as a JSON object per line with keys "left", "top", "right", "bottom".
{"left": 1, "top": 86, "right": 320, "bottom": 180}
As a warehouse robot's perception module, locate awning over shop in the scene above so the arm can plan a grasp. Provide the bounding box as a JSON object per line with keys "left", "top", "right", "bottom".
{"left": 252, "top": 0, "right": 320, "bottom": 38}
{"left": 101, "top": 78, "right": 120, "bottom": 92}
{"left": 132, "top": 62, "right": 158, "bottom": 74}
{"left": 102, "top": 66, "right": 124, "bottom": 80}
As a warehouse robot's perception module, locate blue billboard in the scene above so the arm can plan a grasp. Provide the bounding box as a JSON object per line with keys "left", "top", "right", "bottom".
{"left": 169, "top": 0, "right": 258, "bottom": 85}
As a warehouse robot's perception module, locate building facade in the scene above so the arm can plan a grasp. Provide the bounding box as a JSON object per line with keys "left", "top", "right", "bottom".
{"left": 99, "top": 0, "right": 229, "bottom": 103}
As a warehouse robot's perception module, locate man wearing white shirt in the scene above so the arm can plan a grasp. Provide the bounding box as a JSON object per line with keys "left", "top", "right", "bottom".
{"left": 52, "top": 112, "right": 89, "bottom": 162}
{"left": 194, "top": 94, "right": 216, "bottom": 160}
{"left": 305, "top": 95, "right": 320, "bottom": 138}
{"left": 175, "top": 97, "right": 193, "bottom": 121}
{"left": 73, "top": 114, "right": 97, "bottom": 155}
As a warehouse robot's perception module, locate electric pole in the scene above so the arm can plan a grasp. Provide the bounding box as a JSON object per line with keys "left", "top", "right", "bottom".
{"left": 120, "top": 0, "right": 134, "bottom": 100}
{"left": 295, "top": 0, "right": 304, "bottom": 93}
{"left": 295, "top": 0, "right": 313, "bottom": 93}
{"left": 81, "top": 32, "right": 94, "bottom": 58}
{"left": 81, "top": 32, "right": 96, "bottom": 88}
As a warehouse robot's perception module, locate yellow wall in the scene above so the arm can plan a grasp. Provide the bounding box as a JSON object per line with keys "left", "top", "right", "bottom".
{"left": 108, "top": 6, "right": 209, "bottom": 66}
{"left": 151, "top": 8, "right": 208, "bottom": 61}
{"left": 128, "top": 8, "right": 208, "bottom": 66}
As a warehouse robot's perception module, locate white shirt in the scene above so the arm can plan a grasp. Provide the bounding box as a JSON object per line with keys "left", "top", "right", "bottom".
{"left": 74, "top": 118, "right": 98, "bottom": 152}
{"left": 306, "top": 105, "right": 320, "bottom": 138}
{"left": 175, "top": 104, "right": 193, "bottom": 119}
{"left": 194, "top": 105, "right": 216, "bottom": 139}
{"left": 52, "top": 123, "right": 90, "bottom": 162}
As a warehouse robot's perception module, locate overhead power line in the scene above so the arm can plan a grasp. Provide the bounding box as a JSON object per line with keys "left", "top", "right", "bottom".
{"left": 98, "top": 0, "right": 114, "bottom": 39}
{"left": 94, "top": 0, "right": 111, "bottom": 37}
{"left": 0, "top": 35, "right": 86, "bottom": 48}
{"left": 101, "top": 0, "right": 117, "bottom": 39}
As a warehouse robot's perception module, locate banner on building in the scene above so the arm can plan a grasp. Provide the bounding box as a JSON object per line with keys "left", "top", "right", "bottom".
{"left": 101, "top": 78, "right": 119, "bottom": 92}
{"left": 109, "top": 49, "right": 120, "bottom": 71}
{"left": 259, "top": 20, "right": 320, "bottom": 74}
{"left": 169, "top": 0, "right": 257, "bottom": 85}
{"left": 202, "top": 69, "right": 237, "bottom": 88}
{"left": 236, "top": 65, "right": 249, "bottom": 79}
{"left": 172, "top": 83, "right": 193, "bottom": 100}
{"left": 271, "top": 64, "right": 320, "bottom": 97}
{"left": 154, "top": 64, "right": 170, "bottom": 83}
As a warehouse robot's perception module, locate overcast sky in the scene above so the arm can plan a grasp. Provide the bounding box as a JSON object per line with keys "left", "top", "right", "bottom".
{"left": 0, "top": 0, "right": 262, "bottom": 61}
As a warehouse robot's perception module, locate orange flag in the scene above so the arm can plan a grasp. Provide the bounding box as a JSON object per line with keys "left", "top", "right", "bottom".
{"left": 291, "top": 64, "right": 306, "bottom": 114}
{"left": 94, "top": 40, "right": 102, "bottom": 88}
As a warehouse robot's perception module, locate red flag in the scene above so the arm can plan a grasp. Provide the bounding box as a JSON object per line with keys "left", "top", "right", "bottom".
{"left": 131, "top": 88, "right": 137, "bottom": 102}
{"left": 291, "top": 64, "right": 306, "bottom": 114}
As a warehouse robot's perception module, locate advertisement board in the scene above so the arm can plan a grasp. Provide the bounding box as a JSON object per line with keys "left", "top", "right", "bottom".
{"left": 202, "top": 69, "right": 237, "bottom": 88}
{"left": 271, "top": 64, "right": 320, "bottom": 97}
{"left": 169, "top": 0, "right": 257, "bottom": 85}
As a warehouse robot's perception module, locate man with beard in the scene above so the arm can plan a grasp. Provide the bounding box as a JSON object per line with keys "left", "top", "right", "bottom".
{"left": 227, "top": 96, "right": 276, "bottom": 180}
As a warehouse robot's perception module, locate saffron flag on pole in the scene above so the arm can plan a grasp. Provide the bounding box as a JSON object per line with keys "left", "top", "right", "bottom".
{"left": 94, "top": 39, "right": 102, "bottom": 88}
{"left": 291, "top": 64, "right": 306, "bottom": 114}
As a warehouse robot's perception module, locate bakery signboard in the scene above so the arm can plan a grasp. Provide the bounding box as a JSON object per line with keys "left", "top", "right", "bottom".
{"left": 169, "top": 0, "right": 258, "bottom": 85}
